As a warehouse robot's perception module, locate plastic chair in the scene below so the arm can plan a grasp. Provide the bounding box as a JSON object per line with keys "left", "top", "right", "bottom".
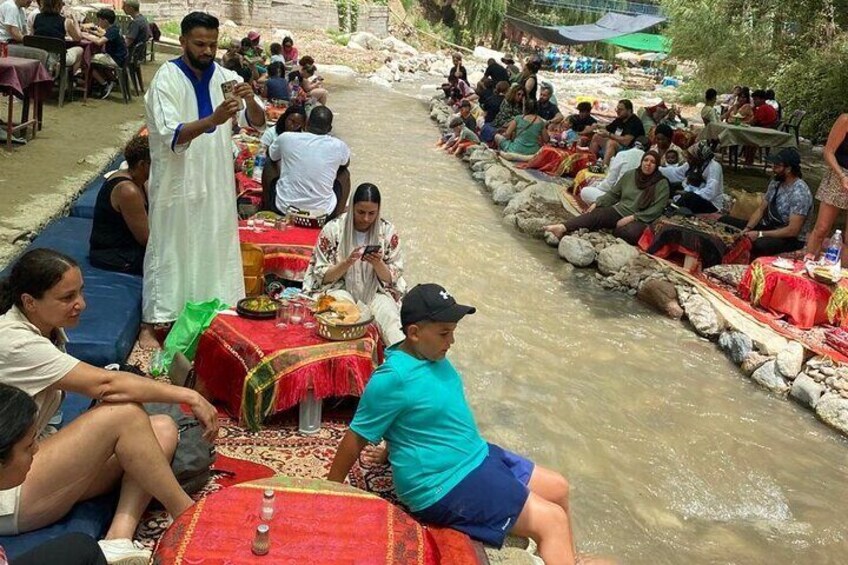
{"left": 22, "top": 35, "right": 75, "bottom": 107}
{"left": 128, "top": 42, "right": 146, "bottom": 96}
{"left": 781, "top": 110, "right": 806, "bottom": 145}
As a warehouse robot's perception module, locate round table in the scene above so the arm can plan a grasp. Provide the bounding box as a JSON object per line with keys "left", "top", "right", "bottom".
{"left": 153, "top": 476, "right": 445, "bottom": 564}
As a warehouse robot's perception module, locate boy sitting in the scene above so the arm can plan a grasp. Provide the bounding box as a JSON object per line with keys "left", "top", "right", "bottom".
{"left": 329, "top": 284, "right": 577, "bottom": 565}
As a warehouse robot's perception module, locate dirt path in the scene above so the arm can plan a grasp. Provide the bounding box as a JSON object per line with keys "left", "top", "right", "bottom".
{"left": 0, "top": 60, "right": 162, "bottom": 266}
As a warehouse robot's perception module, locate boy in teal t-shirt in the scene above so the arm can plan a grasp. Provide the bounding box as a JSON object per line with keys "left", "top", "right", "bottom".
{"left": 329, "top": 284, "right": 577, "bottom": 565}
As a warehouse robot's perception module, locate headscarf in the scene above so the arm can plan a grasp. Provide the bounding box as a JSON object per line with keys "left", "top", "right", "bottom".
{"left": 635, "top": 150, "right": 664, "bottom": 210}
{"left": 686, "top": 140, "right": 714, "bottom": 188}
{"left": 339, "top": 191, "right": 382, "bottom": 305}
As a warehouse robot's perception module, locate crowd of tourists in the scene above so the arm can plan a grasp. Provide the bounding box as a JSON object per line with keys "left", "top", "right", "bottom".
{"left": 435, "top": 54, "right": 848, "bottom": 266}
{"left": 0, "top": 12, "right": 592, "bottom": 565}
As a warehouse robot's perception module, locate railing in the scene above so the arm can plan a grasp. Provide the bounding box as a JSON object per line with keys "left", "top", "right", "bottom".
{"left": 531, "top": 0, "right": 664, "bottom": 17}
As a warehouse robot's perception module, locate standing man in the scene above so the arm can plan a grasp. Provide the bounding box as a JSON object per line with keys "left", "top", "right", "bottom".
{"left": 143, "top": 12, "right": 264, "bottom": 342}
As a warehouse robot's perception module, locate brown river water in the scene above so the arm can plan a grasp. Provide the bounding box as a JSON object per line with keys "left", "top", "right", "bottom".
{"left": 325, "top": 74, "right": 848, "bottom": 564}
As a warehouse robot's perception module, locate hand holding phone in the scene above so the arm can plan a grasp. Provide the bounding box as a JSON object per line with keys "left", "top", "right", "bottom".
{"left": 362, "top": 245, "right": 381, "bottom": 257}
{"left": 221, "top": 80, "right": 244, "bottom": 110}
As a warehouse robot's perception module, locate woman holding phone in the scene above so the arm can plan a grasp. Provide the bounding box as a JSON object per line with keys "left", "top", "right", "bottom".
{"left": 303, "top": 183, "right": 406, "bottom": 346}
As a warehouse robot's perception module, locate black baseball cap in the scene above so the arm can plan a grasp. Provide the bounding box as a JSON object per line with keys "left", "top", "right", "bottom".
{"left": 767, "top": 147, "right": 801, "bottom": 168}
{"left": 401, "top": 284, "right": 476, "bottom": 327}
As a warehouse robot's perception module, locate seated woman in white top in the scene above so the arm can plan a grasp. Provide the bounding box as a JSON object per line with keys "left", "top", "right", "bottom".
{"left": 660, "top": 141, "right": 725, "bottom": 214}
{"left": 581, "top": 136, "right": 647, "bottom": 205}
{"left": 303, "top": 183, "right": 406, "bottom": 346}
{"left": 0, "top": 249, "right": 218, "bottom": 564}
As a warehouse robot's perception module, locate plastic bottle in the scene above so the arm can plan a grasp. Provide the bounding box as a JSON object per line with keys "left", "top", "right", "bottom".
{"left": 824, "top": 229, "right": 843, "bottom": 265}
{"left": 298, "top": 387, "right": 322, "bottom": 435}
{"left": 252, "top": 154, "right": 265, "bottom": 182}
{"left": 260, "top": 489, "right": 275, "bottom": 520}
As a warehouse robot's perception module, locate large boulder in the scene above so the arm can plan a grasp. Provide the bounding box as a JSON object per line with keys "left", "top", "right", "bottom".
{"left": 349, "top": 31, "right": 382, "bottom": 50}
{"left": 597, "top": 243, "right": 639, "bottom": 276}
{"left": 636, "top": 279, "right": 683, "bottom": 319}
{"left": 484, "top": 164, "right": 512, "bottom": 188}
{"left": 815, "top": 393, "right": 848, "bottom": 436}
{"left": 775, "top": 341, "right": 805, "bottom": 379}
{"left": 790, "top": 374, "right": 825, "bottom": 408}
{"left": 751, "top": 360, "right": 790, "bottom": 394}
{"left": 718, "top": 331, "right": 753, "bottom": 364}
{"left": 741, "top": 352, "right": 771, "bottom": 376}
{"left": 558, "top": 236, "right": 596, "bottom": 267}
{"left": 492, "top": 182, "right": 519, "bottom": 204}
{"left": 680, "top": 291, "right": 725, "bottom": 338}
{"left": 382, "top": 36, "right": 418, "bottom": 56}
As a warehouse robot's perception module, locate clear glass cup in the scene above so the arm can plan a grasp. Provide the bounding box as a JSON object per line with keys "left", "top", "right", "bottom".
{"left": 275, "top": 301, "right": 291, "bottom": 328}
{"left": 290, "top": 303, "right": 304, "bottom": 326}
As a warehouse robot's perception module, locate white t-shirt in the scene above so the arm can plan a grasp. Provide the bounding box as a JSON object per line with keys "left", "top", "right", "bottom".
{"left": 0, "top": 0, "right": 26, "bottom": 43}
{"left": 269, "top": 131, "right": 351, "bottom": 215}
{"left": 0, "top": 306, "right": 79, "bottom": 516}
{"left": 260, "top": 127, "right": 278, "bottom": 147}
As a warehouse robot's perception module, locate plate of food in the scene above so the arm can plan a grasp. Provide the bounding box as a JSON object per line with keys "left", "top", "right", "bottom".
{"left": 236, "top": 295, "right": 279, "bottom": 319}
{"left": 313, "top": 296, "right": 373, "bottom": 340}
{"left": 811, "top": 265, "right": 842, "bottom": 285}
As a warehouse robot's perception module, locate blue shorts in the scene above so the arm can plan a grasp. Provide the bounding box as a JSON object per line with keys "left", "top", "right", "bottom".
{"left": 411, "top": 443, "right": 534, "bottom": 547}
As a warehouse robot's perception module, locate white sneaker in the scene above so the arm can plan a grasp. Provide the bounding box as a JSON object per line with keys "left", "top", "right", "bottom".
{"left": 97, "top": 539, "right": 151, "bottom": 565}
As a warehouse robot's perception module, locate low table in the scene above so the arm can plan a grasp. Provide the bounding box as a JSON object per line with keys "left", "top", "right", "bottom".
{"left": 153, "top": 476, "right": 487, "bottom": 564}
{"left": 739, "top": 257, "right": 848, "bottom": 330}
{"left": 0, "top": 56, "right": 52, "bottom": 149}
{"left": 639, "top": 217, "right": 752, "bottom": 272}
{"left": 238, "top": 221, "right": 321, "bottom": 284}
{"left": 194, "top": 312, "right": 383, "bottom": 431}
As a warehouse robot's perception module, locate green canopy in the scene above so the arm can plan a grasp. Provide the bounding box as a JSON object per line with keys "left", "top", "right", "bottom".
{"left": 604, "top": 33, "right": 671, "bottom": 53}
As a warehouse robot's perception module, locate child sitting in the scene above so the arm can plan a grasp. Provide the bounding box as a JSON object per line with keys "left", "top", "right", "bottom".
{"left": 329, "top": 284, "right": 578, "bottom": 565}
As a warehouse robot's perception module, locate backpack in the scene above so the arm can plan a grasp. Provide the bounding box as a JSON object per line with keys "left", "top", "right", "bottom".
{"left": 144, "top": 402, "right": 216, "bottom": 494}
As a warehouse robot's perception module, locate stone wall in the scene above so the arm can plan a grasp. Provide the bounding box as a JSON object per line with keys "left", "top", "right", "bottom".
{"left": 129, "top": 0, "right": 388, "bottom": 35}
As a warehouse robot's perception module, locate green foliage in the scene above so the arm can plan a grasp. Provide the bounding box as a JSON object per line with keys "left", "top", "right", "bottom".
{"left": 455, "top": 0, "right": 507, "bottom": 44}
{"left": 326, "top": 29, "right": 351, "bottom": 46}
{"left": 661, "top": 0, "right": 848, "bottom": 141}
{"left": 773, "top": 38, "right": 848, "bottom": 143}
{"left": 159, "top": 20, "right": 180, "bottom": 38}
{"left": 336, "top": 0, "right": 360, "bottom": 32}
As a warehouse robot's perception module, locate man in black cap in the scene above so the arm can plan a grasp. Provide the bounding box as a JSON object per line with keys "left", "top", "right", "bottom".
{"left": 720, "top": 148, "right": 813, "bottom": 258}
{"left": 329, "top": 284, "right": 577, "bottom": 564}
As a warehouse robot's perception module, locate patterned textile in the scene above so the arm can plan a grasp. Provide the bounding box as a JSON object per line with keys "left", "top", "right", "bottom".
{"left": 572, "top": 169, "right": 606, "bottom": 205}
{"left": 238, "top": 222, "right": 321, "bottom": 283}
{"left": 516, "top": 146, "right": 569, "bottom": 175}
{"left": 195, "top": 314, "right": 383, "bottom": 431}
{"left": 739, "top": 257, "right": 848, "bottom": 330}
{"left": 815, "top": 166, "right": 848, "bottom": 210}
{"left": 152, "top": 476, "right": 443, "bottom": 565}
{"left": 763, "top": 178, "right": 814, "bottom": 238}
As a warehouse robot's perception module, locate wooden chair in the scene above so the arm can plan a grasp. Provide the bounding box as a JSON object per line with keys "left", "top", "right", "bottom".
{"left": 22, "top": 35, "right": 76, "bottom": 107}
{"left": 781, "top": 110, "right": 807, "bottom": 145}
{"left": 128, "top": 42, "right": 146, "bottom": 96}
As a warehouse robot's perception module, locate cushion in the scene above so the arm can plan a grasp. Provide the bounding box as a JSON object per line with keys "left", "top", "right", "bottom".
{"left": 26, "top": 217, "right": 142, "bottom": 367}
{"left": 70, "top": 153, "right": 125, "bottom": 219}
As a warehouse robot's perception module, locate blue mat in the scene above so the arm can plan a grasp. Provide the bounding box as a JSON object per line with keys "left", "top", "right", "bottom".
{"left": 70, "top": 153, "right": 124, "bottom": 219}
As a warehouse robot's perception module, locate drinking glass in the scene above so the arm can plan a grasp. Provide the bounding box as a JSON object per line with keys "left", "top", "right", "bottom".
{"left": 290, "top": 303, "right": 304, "bottom": 325}
{"left": 275, "top": 301, "right": 291, "bottom": 328}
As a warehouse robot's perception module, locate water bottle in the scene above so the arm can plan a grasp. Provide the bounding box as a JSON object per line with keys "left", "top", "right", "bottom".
{"left": 252, "top": 154, "right": 265, "bottom": 182}
{"left": 298, "top": 386, "right": 322, "bottom": 435}
{"left": 824, "top": 230, "right": 843, "bottom": 265}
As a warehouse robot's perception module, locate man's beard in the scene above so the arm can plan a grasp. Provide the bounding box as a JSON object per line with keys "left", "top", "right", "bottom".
{"left": 773, "top": 172, "right": 787, "bottom": 182}
{"left": 186, "top": 50, "right": 213, "bottom": 70}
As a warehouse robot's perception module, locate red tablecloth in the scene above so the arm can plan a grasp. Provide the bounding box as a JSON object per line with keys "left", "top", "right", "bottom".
{"left": 153, "top": 476, "right": 486, "bottom": 565}
{"left": 238, "top": 222, "right": 320, "bottom": 283}
{"left": 195, "top": 312, "right": 382, "bottom": 431}
{"left": 738, "top": 257, "right": 848, "bottom": 330}
{"left": 0, "top": 56, "right": 53, "bottom": 98}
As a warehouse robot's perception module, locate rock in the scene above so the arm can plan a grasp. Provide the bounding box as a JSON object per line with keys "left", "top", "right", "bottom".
{"left": 471, "top": 171, "right": 486, "bottom": 182}
{"left": 492, "top": 182, "right": 519, "bottom": 204}
{"left": 775, "top": 342, "right": 805, "bottom": 380}
{"left": 791, "top": 374, "right": 825, "bottom": 408}
{"left": 680, "top": 291, "right": 725, "bottom": 338}
{"left": 349, "top": 31, "right": 382, "bottom": 50}
{"left": 558, "top": 236, "right": 596, "bottom": 267}
{"left": 544, "top": 232, "right": 560, "bottom": 247}
{"left": 515, "top": 216, "right": 549, "bottom": 237}
{"left": 815, "top": 393, "right": 848, "bottom": 436}
{"left": 741, "top": 352, "right": 771, "bottom": 376}
{"left": 222, "top": 19, "right": 238, "bottom": 28}
{"left": 597, "top": 243, "right": 639, "bottom": 276}
{"left": 751, "top": 360, "right": 790, "bottom": 394}
{"left": 347, "top": 41, "right": 367, "bottom": 51}
{"left": 368, "top": 75, "right": 392, "bottom": 89}
{"left": 484, "top": 165, "right": 512, "bottom": 188}
{"left": 718, "top": 331, "right": 753, "bottom": 364}
{"left": 637, "top": 279, "right": 683, "bottom": 319}
{"left": 382, "top": 36, "right": 418, "bottom": 56}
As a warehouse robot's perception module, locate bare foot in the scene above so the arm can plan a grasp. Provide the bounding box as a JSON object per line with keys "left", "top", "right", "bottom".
{"left": 139, "top": 323, "right": 161, "bottom": 350}
{"left": 361, "top": 442, "right": 389, "bottom": 466}
{"left": 543, "top": 224, "right": 567, "bottom": 239}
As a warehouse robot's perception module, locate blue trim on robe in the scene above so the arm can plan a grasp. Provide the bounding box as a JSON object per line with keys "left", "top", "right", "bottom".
{"left": 171, "top": 123, "right": 184, "bottom": 152}
{"left": 170, "top": 57, "right": 217, "bottom": 136}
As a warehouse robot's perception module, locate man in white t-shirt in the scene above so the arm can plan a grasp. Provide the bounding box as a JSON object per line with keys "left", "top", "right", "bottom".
{"left": 0, "top": 0, "right": 30, "bottom": 43}
{"left": 268, "top": 105, "right": 351, "bottom": 219}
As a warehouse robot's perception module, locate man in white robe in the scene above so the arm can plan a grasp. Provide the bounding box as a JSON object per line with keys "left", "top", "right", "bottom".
{"left": 143, "top": 12, "right": 265, "bottom": 336}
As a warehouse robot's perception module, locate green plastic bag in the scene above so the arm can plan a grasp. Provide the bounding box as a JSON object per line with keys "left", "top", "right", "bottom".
{"left": 162, "top": 299, "right": 228, "bottom": 371}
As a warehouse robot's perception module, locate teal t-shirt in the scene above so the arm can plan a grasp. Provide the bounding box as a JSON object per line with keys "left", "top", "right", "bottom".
{"left": 350, "top": 345, "right": 488, "bottom": 512}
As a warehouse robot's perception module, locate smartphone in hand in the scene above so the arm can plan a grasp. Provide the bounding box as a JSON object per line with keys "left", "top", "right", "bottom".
{"left": 362, "top": 245, "right": 381, "bottom": 257}
{"left": 221, "top": 80, "right": 244, "bottom": 109}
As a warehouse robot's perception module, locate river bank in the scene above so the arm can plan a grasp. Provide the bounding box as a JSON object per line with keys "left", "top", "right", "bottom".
{"left": 427, "top": 92, "right": 848, "bottom": 442}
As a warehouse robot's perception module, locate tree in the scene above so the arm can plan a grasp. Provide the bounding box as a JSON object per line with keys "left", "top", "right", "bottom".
{"left": 455, "top": 0, "right": 507, "bottom": 44}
